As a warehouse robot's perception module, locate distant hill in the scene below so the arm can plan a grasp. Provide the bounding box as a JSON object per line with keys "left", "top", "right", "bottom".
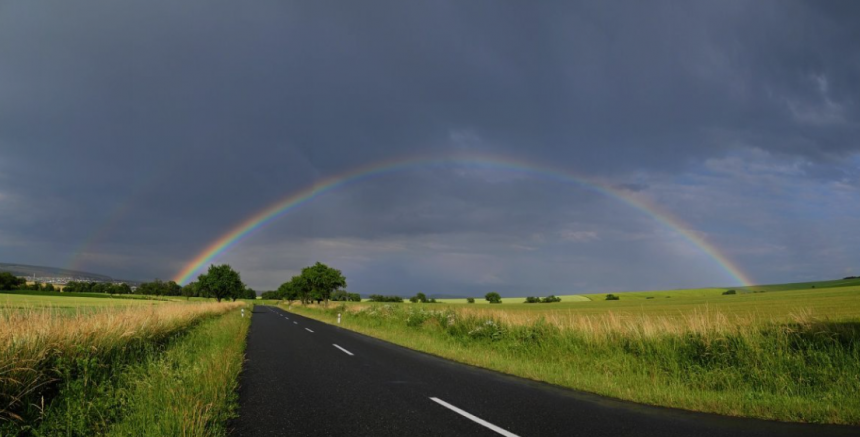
{"left": 0, "top": 262, "right": 114, "bottom": 282}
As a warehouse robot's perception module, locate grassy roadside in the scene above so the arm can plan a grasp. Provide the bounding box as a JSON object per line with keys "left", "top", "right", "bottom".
{"left": 106, "top": 306, "right": 251, "bottom": 436}
{"left": 0, "top": 302, "right": 247, "bottom": 436}
{"left": 286, "top": 302, "right": 860, "bottom": 425}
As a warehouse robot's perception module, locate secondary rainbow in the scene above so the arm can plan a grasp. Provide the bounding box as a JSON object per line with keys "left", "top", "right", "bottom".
{"left": 174, "top": 153, "right": 754, "bottom": 286}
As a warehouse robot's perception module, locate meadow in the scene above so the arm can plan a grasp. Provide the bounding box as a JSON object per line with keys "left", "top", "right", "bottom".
{"left": 285, "top": 279, "right": 860, "bottom": 425}
{"left": 0, "top": 293, "right": 250, "bottom": 436}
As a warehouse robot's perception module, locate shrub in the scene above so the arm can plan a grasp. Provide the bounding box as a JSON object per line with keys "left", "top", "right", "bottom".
{"left": 524, "top": 296, "right": 541, "bottom": 303}
{"left": 485, "top": 292, "right": 502, "bottom": 304}
{"left": 722, "top": 289, "right": 736, "bottom": 295}
{"left": 368, "top": 294, "right": 403, "bottom": 303}
{"left": 541, "top": 295, "right": 562, "bottom": 303}
{"left": 605, "top": 294, "right": 620, "bottom": 300}
{"left": 466, "top": 298, "right": 475, "bottom": 303}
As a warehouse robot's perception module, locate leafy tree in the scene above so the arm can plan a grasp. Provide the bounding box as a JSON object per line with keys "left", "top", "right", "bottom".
{"left": 0, "top": 272, "right": 26, "bottom": 291}
{"left": 605, "top": 294, "right": 620, "bottom": 300}
{"left": 166, "top": 281, "right": 182, "bottom": 296}
{"left": 242, "top": 286, "right": 258, "bottom": 300}
{"left": 182, "top": 282, "right": 197, "bottom": 300}
{"left": 347, "top": 293, "right": 362, "bottom": 302}
{"left": 541, "top": 295, "right": 561, "bottom": 303}
{"left": 524, "top": 296, "right": 540, "bottom": 303}
{"left": 467, "top": 297, "right": 475, "bottom": 303}
{"left": 295, "top": 262, "right": 346, "bottom": 306}
{"left": 197, "top": 264, "right": 245, "bottom": 302}
{"left": 261, "top": 290, "right": 280, "bottom": 300}
{"left": 410, "top": 292, "right": 428, "bottom": 303}
{"left": 278, "top": 278, "right": 300, "bottom": 304}
{"left": 485, "top": 292, "right": 502, "bottom": 304}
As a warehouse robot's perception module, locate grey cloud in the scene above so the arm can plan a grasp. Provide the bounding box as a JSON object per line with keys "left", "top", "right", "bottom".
{"left": 1, "top": 1, "right": 858, "bottom": 291}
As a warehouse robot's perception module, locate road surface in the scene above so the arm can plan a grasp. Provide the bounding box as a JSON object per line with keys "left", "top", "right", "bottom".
{"left": 231, "top": 306, "right": 857, "bottom": 436}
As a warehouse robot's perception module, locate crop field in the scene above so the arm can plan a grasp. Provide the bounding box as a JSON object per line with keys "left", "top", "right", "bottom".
{"left": 0, "top": 291, "right": 167, "bottom": 309}
{"left": 287, "top": 279, "right": 860, "bottom": 425}
{"left": 0, "top": 294, "right": 249, "bottom": 436}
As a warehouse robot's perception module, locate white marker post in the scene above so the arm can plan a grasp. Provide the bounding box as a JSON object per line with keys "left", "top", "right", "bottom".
{"left": 241, "top": 308, "right": 245, "bottom": 318}
{"left": 337, "top": 313, "right": 341, "bottom": 324}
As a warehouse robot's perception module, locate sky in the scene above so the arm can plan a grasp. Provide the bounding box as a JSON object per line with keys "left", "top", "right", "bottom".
{"left": 1, "top": 1, "right": 858, "bottom": 296}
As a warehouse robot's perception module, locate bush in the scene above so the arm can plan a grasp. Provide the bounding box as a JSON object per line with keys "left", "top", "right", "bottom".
{"left": 368, "top": 294, "right": 404, "bottom": 303}
{"left": 722, "top": 289, "right": 736, "bottom": 295}
{"left": 605, "top": 294, "right": 620, "bottom": 300}
{"left": 524, "top": 296, "right": 541, "bottom": 303}
{"left": 541, "top": 295, "right": 562, "bottom": 303}
{"left": 485, "top": 292, "right": 502, "bottom": 304}
{"left": 466, "top": 298, "right": 475, "bottom": 303}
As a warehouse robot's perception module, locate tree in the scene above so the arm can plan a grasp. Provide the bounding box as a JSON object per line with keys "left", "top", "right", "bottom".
{"left": 485, "top": 292, "right": 502, "bottom": 304}
{"left": 0, "top": 272, "right": 26, "bottom": 291}
{"left": 261, "top": 290, "right": 280, "bottom": 300}
{"left": 278, "top": 279, "right": 300, "bottom": 304}
{"left": 198, "top": 264, "right": 244, "bottom": 302}
{"left": 605, "top": 294, "right": 620, "bottom": 300}
{"left": 242, "top": 286, "right": 257, "bottom": 300}
{"left": 524, "top": 296, "right": 540, "bottom": 303}
{"left": 166, "top": 281, "right": 182, "bottom": 296}
{"left": 295, "top": 262, "right": 346, "bottom": 306}
{"left": 182, "top": 282, "right": 197, "bottom": 300}
{"left": 347, "top": 293, "right": 362, "bottom": 302}
{"left": 467, "top": 297, "right": 475, "bottom": 304}
{"left": 410, "top": 292, "right": 428, "bottom": 303}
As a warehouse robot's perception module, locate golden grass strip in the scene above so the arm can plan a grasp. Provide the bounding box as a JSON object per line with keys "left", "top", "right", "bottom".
{"left": 0, "top": 302, "right": 243, "bottom": 423}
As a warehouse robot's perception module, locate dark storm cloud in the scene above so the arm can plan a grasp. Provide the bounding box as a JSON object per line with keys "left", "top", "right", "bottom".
{"left": 1, "top": 1, "right": 858, "bottom": 288}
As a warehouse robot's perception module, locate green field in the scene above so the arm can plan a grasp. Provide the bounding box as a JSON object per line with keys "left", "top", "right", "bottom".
{"left": 0, "top": 290, "right": 168, "bottom": 309}
{"left": 287, "top": 278, "right": 860, "bottom": 425}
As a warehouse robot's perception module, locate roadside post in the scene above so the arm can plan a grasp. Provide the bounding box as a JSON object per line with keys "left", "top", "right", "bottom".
{"left": 337, "top": 313, "right": 342, "bottom": 324}
{"left": 241, "top": 308, "right": 245, "bottom": 318}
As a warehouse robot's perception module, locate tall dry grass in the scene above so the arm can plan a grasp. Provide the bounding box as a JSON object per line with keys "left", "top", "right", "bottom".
{"left": 0, "top": 302, "right": 242, "bottom": 424}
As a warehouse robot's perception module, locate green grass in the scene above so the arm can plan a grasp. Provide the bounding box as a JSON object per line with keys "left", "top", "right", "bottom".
{"left": 0, "top": 301, "right": 246, "bottom": 436}
{"left": 0, "top": 290, "right": 170, "bottom": 309}
{"left": 106, "top": 308, "right": 250, "bottom": 436}
{"left": 284, "top": 282, "right": 860, "bottom": 425}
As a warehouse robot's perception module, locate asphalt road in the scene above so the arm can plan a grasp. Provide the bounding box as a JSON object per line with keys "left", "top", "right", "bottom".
{"left": 231, "top": 306, "right": 858, "bottom": 437}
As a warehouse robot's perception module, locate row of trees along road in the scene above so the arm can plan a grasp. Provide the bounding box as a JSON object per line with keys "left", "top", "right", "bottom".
{"left": 273, "top": 262, "right": 348, "bottom": 305}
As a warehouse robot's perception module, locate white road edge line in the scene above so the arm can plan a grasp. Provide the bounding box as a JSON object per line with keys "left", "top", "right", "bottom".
{"left": 305, "top": 328, "right": 314, "bottom": 333}
{"left": 332, "top": 344, "right": 354, "bottom": 356}
{"left": 429, "top": 397, "right": 519, "bottom": 437}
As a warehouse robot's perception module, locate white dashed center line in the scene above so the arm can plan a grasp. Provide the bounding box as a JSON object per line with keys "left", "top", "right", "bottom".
{"left": 305, "top": 328, "right": 314, "bottom": 333}
{"left": 429, "top": 397, "right": 519, "bottom": 437}
{"left": 333, "top": 344, "right": 354, "bottom": 356}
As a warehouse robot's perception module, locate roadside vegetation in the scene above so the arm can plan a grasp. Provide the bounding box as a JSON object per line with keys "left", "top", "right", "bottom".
{"left": 0, "top": 263, "right": 254, "bottom": 436}
{"left": 286, "top": 282, "right": 860, "bottom": 425}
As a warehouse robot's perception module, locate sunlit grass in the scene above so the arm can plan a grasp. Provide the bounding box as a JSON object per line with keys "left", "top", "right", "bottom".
{"left": 0, "top": 301, "right": 244, "bottom": 433}
{"left": 286, "top": 283, "right": 860, "bottom": 424}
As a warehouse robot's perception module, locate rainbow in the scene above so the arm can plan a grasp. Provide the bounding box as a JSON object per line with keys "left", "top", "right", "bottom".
{"left": 174, "top": 153, "right": 754, "bottom": 286}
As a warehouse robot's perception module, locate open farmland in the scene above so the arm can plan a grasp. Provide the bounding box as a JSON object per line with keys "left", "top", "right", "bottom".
{"left": 0, "top": 290, "right": 169, "bottom": 309}
{"left": 285, "top": 280, "right": 860, "bottom": 425}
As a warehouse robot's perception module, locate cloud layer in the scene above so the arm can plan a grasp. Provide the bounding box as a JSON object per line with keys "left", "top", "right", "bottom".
{"left": 1, "top": 1, "right": 858, "bottom": 294}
